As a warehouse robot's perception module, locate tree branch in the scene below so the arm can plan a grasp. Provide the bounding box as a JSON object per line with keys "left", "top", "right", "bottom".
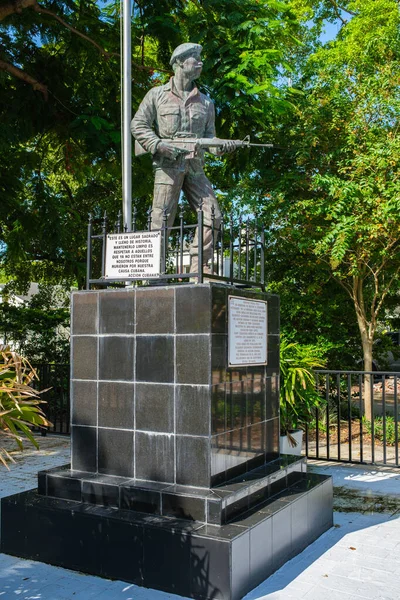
{"left": 1, "top": 0, "right": 172, "bottom": 92}
{"left": 0, "top": 0, "right": 35, "bottom": 21}
{"left": 0, "top": 58, "right": 48, "bottom": 99}
{"left": 327, "top": 0, "right": 357, "bottom": 26}
{"left": 32, "top": 3, "right": 118, "bottom": 59}
{"left": 61, "top": 179, "right": 74, "bottom": 203}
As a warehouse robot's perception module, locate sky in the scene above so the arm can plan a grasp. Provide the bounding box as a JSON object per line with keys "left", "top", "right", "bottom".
{"left": 320, "top": 18, "right": 343, "bottom": 43}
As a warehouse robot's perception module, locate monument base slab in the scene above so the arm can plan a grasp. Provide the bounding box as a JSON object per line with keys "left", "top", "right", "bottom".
{"left": 1, "top": 473, "right": 333, "bottom": 600}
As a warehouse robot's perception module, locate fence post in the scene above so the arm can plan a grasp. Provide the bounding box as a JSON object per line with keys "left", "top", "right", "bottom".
{"left": 86, "top": 213, "right": 93, "bottom": 290}
{"left": 229, "top": 214, "right": 234, "bottom": 283}
{"left": 198, "top": 204, "right": 204, "bottom": 283}
{"left": 101, "top": 211, "right": 108, "bottom": 278}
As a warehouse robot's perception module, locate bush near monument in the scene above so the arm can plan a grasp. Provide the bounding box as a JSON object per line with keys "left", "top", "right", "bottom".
{"left": 0, "top": 348, "right": 50, "bottom": 466}
{"left": 280, "top": 336, "right": 326, "bottom": 445}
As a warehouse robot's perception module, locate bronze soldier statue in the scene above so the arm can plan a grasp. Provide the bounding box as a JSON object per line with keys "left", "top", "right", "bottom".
{"left": 131, "top": 42, "right": 236, "bottom": 274}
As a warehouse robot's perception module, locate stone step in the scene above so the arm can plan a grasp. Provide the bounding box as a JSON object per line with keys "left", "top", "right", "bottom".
{"left": 2, "top": 472, "right": 333, "bottom": 600}
{"left": 38, "top": 454, "right": 305, "bottom": 525}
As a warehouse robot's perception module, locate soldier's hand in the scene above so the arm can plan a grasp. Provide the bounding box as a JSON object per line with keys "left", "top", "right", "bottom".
{"left": 221, "top": 141, "right": 237, "bottom": 154}
{"left": 157, "top": 142, "right": 181, "bottom": 160}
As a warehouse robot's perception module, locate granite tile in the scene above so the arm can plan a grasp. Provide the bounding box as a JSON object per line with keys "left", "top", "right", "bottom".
{"left": 266, "top": 375, "right": 279, "bottom": 420}
{"left": 272, "top": 505, "right": 292, "bottom": 569}
{"left": 136, "top": 288, "right": 174, "bottom": 334}
{"left": 98, "top": 428, "right": 134, "bottom": 477}
{"left": 267, "top": 334, "right": 279, "bottom": 369}
{"left": 72, "top": 336, "right": 97, "bottom": 380}
{"left": 120, "top": 486, "right": 161, "bottom": 514}
{"left": 265, "top": 417, "right": 280, "bottom": 460}
{"left": 231, "top": 530, "right": 250, "bottom": 600}
{"left": 211, "top": 334, "right": 227, "bottom": 384}
{"left": 248, "top": 514, "right": 273, "bottom": 588}
{"left": 82, "top": 481, "right": 119, "bottom": 507}
{"left": 135, "top": 432, "right": 174, "bottom": 483}
{"left": 98, "top": 381, "right": 134, "bottom": 429}
{"left": 143, "top": 526, "right": 191, "bottom": 595}
{"left": 71, "top": 426, "right": 97, "bottom": 472}
{"left": 136, "top": 383, "right": 174, "bottom": 433}
{"left": 99, "top": 518, "right": 143, "bottom": 583}
{"left": 71, "top": 380, "right": 97, "bottom": 426}
{"left": 176, "top": 385, "right": 210, "bottom": 436}
{"left": 72, "top": 292, "right": 98, "bottom": 335}
{"left": 99, "top": 290, "right": 135, "bottom": 334}
{"left": 176, "top": 335, "right": 210, "bottom": 385}
{"left": 211, "top": 383, "right": 226, "bottom": 435}
{"left": 211, "top": 285, "right": 227, "bottom": 334}
{"left": 211, "top": 433, "right": 226, "bottom": 483}
{"left": 47, "top": 475, "right": 82, "bottom": 502}
{"left": 230, "top": 379, "right": 248, "bottom": 429}
{"left": 190, "top": 535, "right": 231, "bottom": 599}
{"left": 176, "top": 436, "right": 210, "bottom": 488}
{"left": 175, "top": 285, "right": 210, "bottom": 334}
{"left": 247, "top": 375, "right": 265, "bottom": 425}
{"left": 99, "top": 336, "right": 134, "bottom": 381}
{"left": 136, "top": 336, "right": 174, "bottom": 383}
{"left": 161, "top": 492, "right": 206, "bottom": 522}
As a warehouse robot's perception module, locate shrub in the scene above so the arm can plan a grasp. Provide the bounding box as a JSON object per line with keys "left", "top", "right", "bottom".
{"left": 0, "top": 347, "right": 50, "bottom": 466}
{"left": 363, "top": 415, "right": 400, "bottom": 446}
{"left": 280, "top": 336, "right": 326, "bottom": 440}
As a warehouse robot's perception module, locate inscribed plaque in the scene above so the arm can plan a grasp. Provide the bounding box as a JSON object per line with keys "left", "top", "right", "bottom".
{"left": 228, "top": 296, "right": 268, "bottom": 367}
{"left": 105, "top": 231, "right": 161, "bottom": 279}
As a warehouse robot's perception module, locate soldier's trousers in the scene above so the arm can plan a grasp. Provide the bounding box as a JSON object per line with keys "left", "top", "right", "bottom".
{"left": 151, "top": 165, "right": 221, "bottom": 271}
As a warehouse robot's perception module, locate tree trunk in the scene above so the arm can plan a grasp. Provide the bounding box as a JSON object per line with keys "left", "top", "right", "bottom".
{"left": 361, "top": 337, "right": 374, "bottom": 422}
{"left": 352, "top": 275, "right": 375, "bottom": 422}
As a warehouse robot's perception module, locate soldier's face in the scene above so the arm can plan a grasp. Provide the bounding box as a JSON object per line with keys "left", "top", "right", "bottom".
{"left": 180, "top": 54, "right": 203, "bottom": 79}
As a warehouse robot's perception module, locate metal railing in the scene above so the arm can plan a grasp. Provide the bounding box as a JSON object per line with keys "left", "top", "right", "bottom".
{"left": 33, "top": 363, "right": 70, "bottom": 435}
{"left": 306, "top": 370, "right": 400, "bottom": 467}
{"left": 30, "top": 362, "right": 400, "bottom": 468}
{"left": 86, "top": 208, "right": 266, "bottom": 290}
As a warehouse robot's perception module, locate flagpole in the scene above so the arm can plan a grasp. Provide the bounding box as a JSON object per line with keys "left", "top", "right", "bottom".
{"left": 122, "top": 0, "right": 132, "bottom": 231}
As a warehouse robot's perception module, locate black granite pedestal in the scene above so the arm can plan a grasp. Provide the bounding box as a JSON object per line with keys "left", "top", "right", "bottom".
{"left": 0, "top": 283, "right": 333, "bottom": 600}
{"left": 69, "top": 284, "right": 280, "bottom": 487}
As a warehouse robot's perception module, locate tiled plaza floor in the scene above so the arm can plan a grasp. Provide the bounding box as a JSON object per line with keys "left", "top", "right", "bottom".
{"left": 1, "top": 436, "right": 400, "bottom": 599}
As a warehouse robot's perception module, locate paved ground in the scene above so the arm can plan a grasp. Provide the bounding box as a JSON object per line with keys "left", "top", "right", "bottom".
{"left": 1, "top": 437, "right": 400, "bottom": 599}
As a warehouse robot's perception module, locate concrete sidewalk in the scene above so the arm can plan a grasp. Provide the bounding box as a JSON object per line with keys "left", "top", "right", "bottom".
{"left": 0, "top": 437, "right": 400, "bottom": 599}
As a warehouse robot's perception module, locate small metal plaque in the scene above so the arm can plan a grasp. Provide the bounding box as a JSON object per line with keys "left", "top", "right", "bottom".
{"left": 105, "top": 231, "right": 161, "bottom": 279}
{"left": 228, "top": 296, "right": 268, "bottom": 367}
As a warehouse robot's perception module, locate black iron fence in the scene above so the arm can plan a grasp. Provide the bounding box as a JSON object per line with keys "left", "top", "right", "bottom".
{"left": 86, "top": 208, "right": 265, "bottom": 289}
{"left": 307, "top": 370, "right": 400, "bottom": 467}
{"left": 30, "top": 363, "right": 400, "bottom": 468}
{"left": 33, "top": 363, "right": 70, "bottom": 435}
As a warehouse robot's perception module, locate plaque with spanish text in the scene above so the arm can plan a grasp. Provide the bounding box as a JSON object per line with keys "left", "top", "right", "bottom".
{"left": 228, "top": 296, "right": 268, "bottom": 367}
{"left": 105, "top": 231, "right": 161, "bottom": 279}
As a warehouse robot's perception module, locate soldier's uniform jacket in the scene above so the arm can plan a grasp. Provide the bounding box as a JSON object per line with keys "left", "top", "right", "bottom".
{"left": 131, "top": 77, "right": 216, "bottom": 172}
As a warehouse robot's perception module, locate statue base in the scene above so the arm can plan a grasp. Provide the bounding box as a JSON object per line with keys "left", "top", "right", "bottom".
{"left": 1, "top": 462, "right": 332, "bottom": 600}
{"left": 0, "top": 283, "right": 333, "bottom": 599}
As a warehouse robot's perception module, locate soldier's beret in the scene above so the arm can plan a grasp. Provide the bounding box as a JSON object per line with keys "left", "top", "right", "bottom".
{"left": 170, "top": 43, "right": 203, "bottom": 65}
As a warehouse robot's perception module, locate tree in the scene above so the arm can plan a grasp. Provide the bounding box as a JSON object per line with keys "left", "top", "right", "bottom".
{"left": 0, "top": 284, "right": 70, "bottom": 363}
{"left": 0, "top": 0, "right": 158, "bottom": 290}
{"left": 1, "top": 0, "right": 304, "bottom": 291}
{"left": 243, "top": 0, "right": 400, "bottom": 418}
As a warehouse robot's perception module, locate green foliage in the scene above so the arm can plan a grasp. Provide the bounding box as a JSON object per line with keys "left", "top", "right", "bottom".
{"left": 240, "top": 0, "right": 400, "bottom": 372}
{"left": 1, "top": 0, "right": 304, "bottom": 291}
{"left": 363, "top": 415, "right": 400, "bottom": 447}
{"left": 2, "top": 0, "right": 399, "bottom": 377}
{"left": 0, "top": 347, "right": 50, "bottom": 466}
{"left": 0, "top": 284, "right": 70, "bottom": 363}
{"left": 280, "top": 335, "right": 326, "bottom": 434}
{"left": 0, "top": 0, "right": 153, "bottom": 289}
